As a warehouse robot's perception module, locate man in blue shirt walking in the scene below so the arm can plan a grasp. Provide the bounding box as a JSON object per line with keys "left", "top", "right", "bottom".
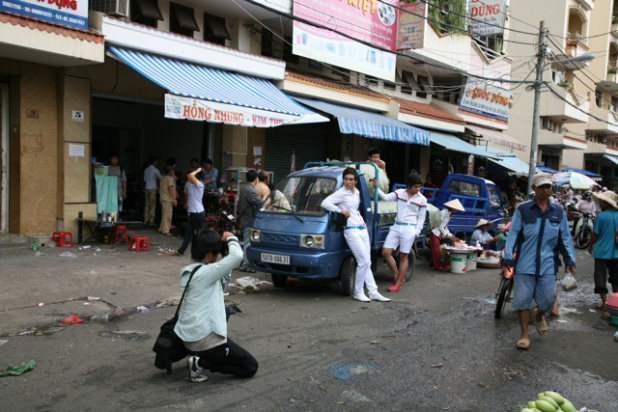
{"left": 503, "top": 173, "right": 576, "bottom": 350}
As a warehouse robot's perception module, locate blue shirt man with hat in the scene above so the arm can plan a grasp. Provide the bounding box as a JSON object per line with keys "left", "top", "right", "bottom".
{"left": 503, "top": 173, "right": 576, "bottom": 350}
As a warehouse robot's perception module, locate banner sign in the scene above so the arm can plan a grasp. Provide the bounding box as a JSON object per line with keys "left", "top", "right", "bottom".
{"left": 0, "top": 0, "right": 88, "bottom": 30}
{"left": 164, "top": 94, "right": 303, "bottom": 128}
{"left": 459, "top": 79, "right": 512, "bottom": 122}
{"left": 397, "top": 1, "right": 425, "bottom": 50}
{"left": 468, "top": 0, "right": 506, "bottom": 37}
{"left": 292, "top": 0, "right": 398, "bottom": 82}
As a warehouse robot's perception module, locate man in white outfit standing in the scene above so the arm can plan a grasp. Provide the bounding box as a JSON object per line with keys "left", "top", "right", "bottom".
{"left": 321, "top": 168, "right": 390, "bottom": 302}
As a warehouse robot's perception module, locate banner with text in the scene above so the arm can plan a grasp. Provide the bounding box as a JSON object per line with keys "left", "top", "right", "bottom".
{"left": 165, "top": 94, "right": 305, "bottom": 128}
{"left": 468, "top": 0, "right": 506, "bottom": 37}
{"left": 0, "top": 0, "right": 88, "bottom": 30}
{"left": 459, "top": 79, "right": 512, "bottom": 122}
{"left": 397, "top": 1, "right": 425, "bottom": 50}
{"left": 292, "top": 0, "right": 398, "bottom": 82}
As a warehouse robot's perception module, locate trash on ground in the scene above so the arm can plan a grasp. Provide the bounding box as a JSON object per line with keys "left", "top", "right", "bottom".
{"left": 78, "top": 245, "right": 91, "bottom": 250}
{"left": 236, "top": 276, "right": 271, "bottom": 292}
{"left": 61, "top": 313, "right": 84, "bottom": 324}
{"left": 47, "top": 241, "right": 57, "bottom": 248}
{"left": 30, "top": 243, "right": 41, "bottom": 251}
{"left": 34, "top": 251, "right": 45, "bottom": 257}
{"left": 0, "top": 360, "right": 36, "bottom": 377}
{"left": 77, "top": 368, "right": 97, "bottom": 376}
{"left": 37, "top": 302, "right": 44, "bottom": 307}
{"left": 87, "top": 296, "right": 100, "bottom": 301}
{"left": 0, "top": 340, "right": 7, "bottom": 346}
{"left": 60, "top": 251, "right": 77, "bottom": 258}
{"left": 112, "top": 330, "right": 145, "bottom": 335}
{"left": 136, "top": 305, "right": 149, "bottom": 313}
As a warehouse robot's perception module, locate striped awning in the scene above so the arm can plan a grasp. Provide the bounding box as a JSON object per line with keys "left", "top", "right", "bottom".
{"left": 561, "top": 166, "right": 602, "bottom": 178}
{"left": 429, "top": 132, "right": 500, "bottom": 159}
{"left": 485, "top": 148, "right": 535, "bottom": 177}
{"left": 294, "top": 98, "right": 430, "bottom": 145}
{"left": 107, "top": 47, "right": 328, "bottom": 127}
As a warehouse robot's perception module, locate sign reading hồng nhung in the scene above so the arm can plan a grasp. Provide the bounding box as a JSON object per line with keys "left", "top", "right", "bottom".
{"left": 468, "top": 0, "right": 506, "bottom": 37}
{"left": 459, "top": 78, "right": 512, "bottom": 122}
{"left": 0, "top": 0, "right": 88, "bottom": 30}
{"left": 292, "top": 0, "right": 398, "bottom": 82}
{"left": 165, "top": 95, "right": 306, "bottom": 128}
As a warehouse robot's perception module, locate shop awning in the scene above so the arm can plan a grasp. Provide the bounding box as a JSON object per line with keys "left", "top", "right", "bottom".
{"left": 107, "top": 47, "right": 328, "bottom": 127}
{"left": 561, "top": 166, "right": 602, "bottom": 178}
{"left": 294, "top": 98, "right": 430, "bottom": 145}
{"left": 466, "top": 125, "right": 527, "bottom": 151}
{"left": 430, "top": 132, "right": 500, "bottom": 159}
{"left": 537, "top": 165, "right": 560, "bottom": 173}
{"left": 603, "top": 154, "right": 618, "bottom": 166}
{"left": 485, "top": 148, "right": 534, "bottom": 177}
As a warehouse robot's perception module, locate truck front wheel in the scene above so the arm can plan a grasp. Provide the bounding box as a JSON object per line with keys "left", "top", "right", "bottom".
{"left": 271, "top": 274, "right": 288, "bottom": 288}
{"left": 338, "top": 256, "right": 356, "bottom": 296}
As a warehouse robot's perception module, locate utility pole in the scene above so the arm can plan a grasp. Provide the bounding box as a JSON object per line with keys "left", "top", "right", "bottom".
{"left": 527, "top": 21, "right": 546, "bottom": 192}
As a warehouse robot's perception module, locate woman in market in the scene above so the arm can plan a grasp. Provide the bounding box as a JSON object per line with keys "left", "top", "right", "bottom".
{"left": 429, "top": 199, "right": 465, "bottom": 271}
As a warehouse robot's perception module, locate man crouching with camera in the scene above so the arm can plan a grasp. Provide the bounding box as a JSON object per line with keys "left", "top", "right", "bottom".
{"left": 174, "top": 229, "right": 258, "bottom": 382}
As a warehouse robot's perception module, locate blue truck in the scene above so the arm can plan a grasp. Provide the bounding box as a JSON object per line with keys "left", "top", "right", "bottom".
{"left": 246, "top": 163, "right": 506, "bottom": 295}
{"left": 422, "top": 173, "right": 507, "bottom": 239}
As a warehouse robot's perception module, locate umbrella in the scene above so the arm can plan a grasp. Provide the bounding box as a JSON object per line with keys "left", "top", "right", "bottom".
{"left": 552, "top": 172, "right": 600, "bottom": 190}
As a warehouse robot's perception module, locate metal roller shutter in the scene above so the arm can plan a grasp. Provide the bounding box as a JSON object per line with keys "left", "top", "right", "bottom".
{"left": 265, "top": 123, "right": 328, "bottom": 184}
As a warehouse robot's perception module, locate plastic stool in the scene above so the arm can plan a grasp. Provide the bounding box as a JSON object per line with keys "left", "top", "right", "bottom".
{"left": 128, "top": 236, "right": 150, "bottom": 252}
{"left": 51, "top": 231, "right": 73, "bottom": 247}
{"left": 110, "top": 225, "right": 129, "bottom": 243}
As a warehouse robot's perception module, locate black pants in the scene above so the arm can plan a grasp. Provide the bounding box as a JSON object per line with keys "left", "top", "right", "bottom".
{"left": 193, "top": 339, "right": 258, "bottom": 378}
{"left": 178, "top": 211, "right": 205, "bottom": 255}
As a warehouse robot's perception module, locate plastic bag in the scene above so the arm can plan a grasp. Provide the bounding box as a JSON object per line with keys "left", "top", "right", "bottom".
{"left": 562, "top": 272, "right": 577, "bottom": 291}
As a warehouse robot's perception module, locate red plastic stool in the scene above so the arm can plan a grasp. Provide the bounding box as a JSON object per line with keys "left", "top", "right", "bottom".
{"left": 110, "top": 225, "right": 129, "bottom": 243}
{"left": 128, "top": 236, "right": 150, "bottom": 252}
{"left": 51, "top": 231, "right": 73, "bottom": 247}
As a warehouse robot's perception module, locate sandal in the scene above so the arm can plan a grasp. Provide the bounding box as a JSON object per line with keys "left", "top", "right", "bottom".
{"left": 516, "top": 338, "right": 530, "bottom": 350}
{"left": 534, "top": 309, "right": 548, "bottom": 336}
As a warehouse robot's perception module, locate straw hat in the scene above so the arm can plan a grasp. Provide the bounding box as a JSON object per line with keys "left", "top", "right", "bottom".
{"left": 475, "top": 218, "right": 491, "bottom": 228}
{"left": 593, "top": 190, "right": 618, "bottom": 209}
{"left": 444, "top": 199, "right": 465, "bottom": 212}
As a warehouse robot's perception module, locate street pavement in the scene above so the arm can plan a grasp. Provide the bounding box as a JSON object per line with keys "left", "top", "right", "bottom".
{"left": 0, "top": 226, "right": 247, "bottom": 336}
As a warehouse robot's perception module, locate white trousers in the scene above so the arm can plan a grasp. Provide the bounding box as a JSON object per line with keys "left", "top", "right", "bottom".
{"left": 344, "top": 228, "right": 378, "bottom": 295}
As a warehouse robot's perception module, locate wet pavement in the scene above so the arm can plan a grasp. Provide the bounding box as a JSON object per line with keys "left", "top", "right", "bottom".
{"left": 0, "top": 229, "right": 617, "bottom": 411}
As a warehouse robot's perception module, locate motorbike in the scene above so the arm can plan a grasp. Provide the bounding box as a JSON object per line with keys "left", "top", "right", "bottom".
{"left": 573, "top": 211, "right": 594, "bottom": 249}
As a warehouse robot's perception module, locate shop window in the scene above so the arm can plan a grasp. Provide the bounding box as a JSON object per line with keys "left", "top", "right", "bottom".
{"left": 131, "top": 0, "right": 162, "bottom": 27}
{"left": 204, "top": 13, "right": 231, "bottom": 45}
{"left": 595, "top": 88, "right": 603, "bottom": 108}
{"left": 170, "top": 2, "right": 199, "bottom": 38}
{"left": 541, "top": 117, "right": 555, "bottom": 131}
{"left": 610, "top": 96, "right": 618, "bottom": 113}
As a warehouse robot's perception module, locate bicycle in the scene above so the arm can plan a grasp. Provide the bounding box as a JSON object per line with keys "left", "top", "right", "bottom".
{"left": 495, "top": 265, "right": 514, "bottom": 319}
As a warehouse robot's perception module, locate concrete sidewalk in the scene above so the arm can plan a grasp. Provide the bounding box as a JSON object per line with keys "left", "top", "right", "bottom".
{"left": 0, "top": 226, "right": 272, "bottom": 336}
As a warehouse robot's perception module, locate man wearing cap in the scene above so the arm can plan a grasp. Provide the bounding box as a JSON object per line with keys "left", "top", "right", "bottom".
{"left": 470, "top": 219, "right": 501, "bottom": 250}
{"left": 587, "top": 190, "right": 618, "bottom": 311}
{"left": 374, "top": 172, "right": 427, "bottom": 292}
{"left": 503, "top": 173, "right": 576, "bottom": 350}
{"left": 429, "top": 199, "right": 465, "bottom": 271}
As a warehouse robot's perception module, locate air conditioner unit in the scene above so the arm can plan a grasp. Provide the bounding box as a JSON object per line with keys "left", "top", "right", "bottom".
{"left": 90, "top": 0, "right": 129, "bottom": 18}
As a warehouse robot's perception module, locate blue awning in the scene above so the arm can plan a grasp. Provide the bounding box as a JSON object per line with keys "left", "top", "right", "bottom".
{"left": 107, "top": 47, "right": 328, "bottom": 126}
{"left": 537, "top": 165, "right": 560, "bottom": 173}
{"left": 485, "top": 148, "right": 533, "bottom": 177}
{"left": 561, "top": 166, "right": 602, "bottom": 178}
{"left": 429, "top": 132, "right": 500, "bottom": 159}
{"left": 603, "top": 154, "right": 618, "bottom": 166}
{"left": 294, "top": 98, "right": 430, "bottom": 145}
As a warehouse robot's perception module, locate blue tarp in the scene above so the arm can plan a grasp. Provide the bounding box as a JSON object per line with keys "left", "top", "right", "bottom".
{"left": 561, "top": 166, "right": 601, "bottom": 178}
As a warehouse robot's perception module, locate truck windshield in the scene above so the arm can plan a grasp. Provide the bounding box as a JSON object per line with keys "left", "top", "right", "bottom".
{"left": 262, "top": 176, "right": 337, "bottom": 216}
{"left": 487, "top": 185, "right": 502, "bottom": 208}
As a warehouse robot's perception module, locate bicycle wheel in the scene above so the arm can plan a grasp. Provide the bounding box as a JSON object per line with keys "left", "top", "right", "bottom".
{"left": 495, "top": 276, "right": 513, "bottom": 319}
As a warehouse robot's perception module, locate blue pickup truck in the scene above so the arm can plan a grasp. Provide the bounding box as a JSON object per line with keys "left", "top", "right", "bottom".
{"left": 246, "top": 162, "right": 416, "bottom": 295}
{"left": 423, "top": 173, "right": 506, "bottom": 239}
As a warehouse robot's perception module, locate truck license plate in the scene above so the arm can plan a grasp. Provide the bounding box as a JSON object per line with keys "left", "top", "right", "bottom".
{"left": 261, "top": 253, "right": 290, "bottom": 265}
